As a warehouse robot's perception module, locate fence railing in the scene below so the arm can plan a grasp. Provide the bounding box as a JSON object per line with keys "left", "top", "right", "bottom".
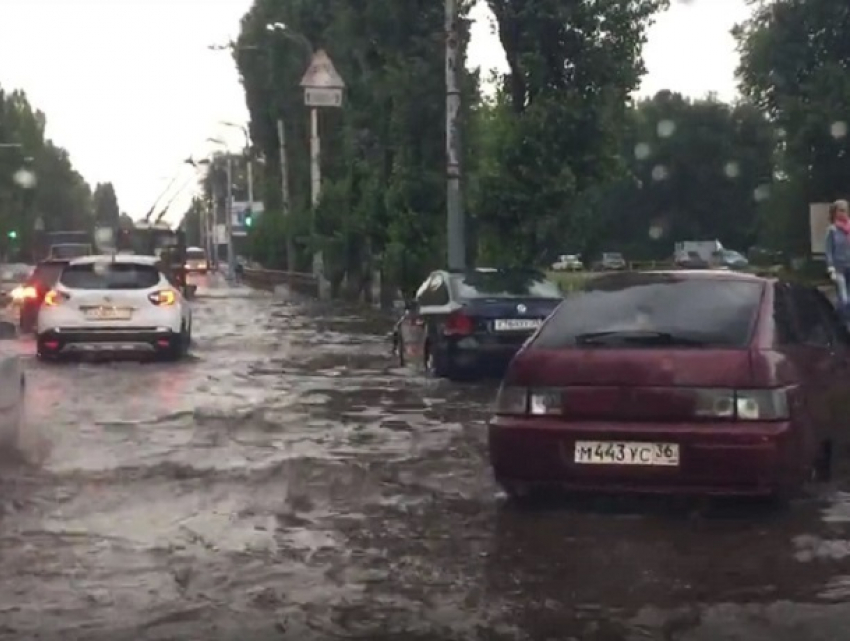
{"left": 242, "top": 268, "right": 319, "bottom": 297}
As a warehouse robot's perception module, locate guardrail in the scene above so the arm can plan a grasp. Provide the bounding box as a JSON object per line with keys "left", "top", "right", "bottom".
{"left": 242, "top": 268, "right": 319, "bottom": 297}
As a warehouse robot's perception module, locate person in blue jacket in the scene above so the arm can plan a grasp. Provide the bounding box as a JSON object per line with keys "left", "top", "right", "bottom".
{"left": 825, "top": 199, "right": 850, "bottom": 318}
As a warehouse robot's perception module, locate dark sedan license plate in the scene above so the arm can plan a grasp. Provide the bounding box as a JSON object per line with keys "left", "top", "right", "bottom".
{"left": 493, "top": 319, "right": 541, "bottom": 331}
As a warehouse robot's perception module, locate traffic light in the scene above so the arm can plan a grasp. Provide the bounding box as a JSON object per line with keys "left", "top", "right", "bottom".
{"left": 244, "top": 214, "right": 252, "bottom": 227}
{"left": 7, "top": 230, "right": 16, "bottom": 239}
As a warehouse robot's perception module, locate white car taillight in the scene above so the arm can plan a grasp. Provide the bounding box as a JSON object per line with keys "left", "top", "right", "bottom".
{"left": 43, "top": 289, "right": 69, "bottom": 306}
{"left": 148, "top": 290, "right": 177, "bottom": 306}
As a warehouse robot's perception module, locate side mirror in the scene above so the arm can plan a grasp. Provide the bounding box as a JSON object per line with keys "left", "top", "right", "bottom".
{"left": 0, "top": 321, "right": 18, "bottom": 340}
{"left": 404, "top": 298, "right": 418, "bottom": 312}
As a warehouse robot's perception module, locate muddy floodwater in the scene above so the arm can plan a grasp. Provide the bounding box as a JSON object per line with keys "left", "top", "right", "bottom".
{"left": 2, "top": 278, "right": 850, "bottom": 640}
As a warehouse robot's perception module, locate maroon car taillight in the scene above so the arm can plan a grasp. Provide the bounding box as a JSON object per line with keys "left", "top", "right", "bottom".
{"left": 494, "top": 384, "right": 562, "bottom": 416}
{"left": 495, "top": 385, "right": 790, "bottom": 420}
{"left": 693, "top": 388, "right": 789, "bottom": 420}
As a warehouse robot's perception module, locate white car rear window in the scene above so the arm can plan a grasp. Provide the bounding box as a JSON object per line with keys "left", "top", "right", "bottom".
{"left": 60, "top": 263, "right": 160, "bottom": 290}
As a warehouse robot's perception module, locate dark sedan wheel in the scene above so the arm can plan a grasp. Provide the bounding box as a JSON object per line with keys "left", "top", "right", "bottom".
{"left": 396, "top": 334, "right": 406, "bottom": 367}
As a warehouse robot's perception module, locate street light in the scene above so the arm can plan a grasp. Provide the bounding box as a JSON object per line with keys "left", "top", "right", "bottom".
{"left": 219, "top": 121, "right": 255, "bottom": 235}
{"left": 204, "top": 139, "right": 236, "bottom": 279}
{"left": 265, "top": 22, "right": 312, "bottom": 58}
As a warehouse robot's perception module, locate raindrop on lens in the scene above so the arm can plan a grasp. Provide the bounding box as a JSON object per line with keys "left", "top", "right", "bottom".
{"left": 753, "top": 184, "right": 770, "bottom": 202}
{"left": 657, "top": 120, "right": 676, "bottom": 138}
{"left": 831, "top": 121, "right": 847, "bottom": 139}
{"left": 634, "top": 142, "right": 651, "bottom": 160}
{"left": 651, "top": 165, "right": 668, "bottom": 181}
{"left": 723, "top": 161, "right": 740, "bottom": 178}
{"left": 13, "top": 169, "right": 36, "bottom": 188}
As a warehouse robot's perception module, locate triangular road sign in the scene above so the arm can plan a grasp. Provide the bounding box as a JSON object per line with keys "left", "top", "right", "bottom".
{"left": 300, "top": 49, "right": 345, "bottom": 89}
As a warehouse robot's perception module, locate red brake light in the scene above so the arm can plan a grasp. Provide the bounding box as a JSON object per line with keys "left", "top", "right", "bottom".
{"left": 444, "top": 311, "right": 474, "bottom": 336}
{"left": 11, "top": 286, "right": 38, "bottom": 300}
{"left": 148, "top": 290, "right": 177, "bottom": 306}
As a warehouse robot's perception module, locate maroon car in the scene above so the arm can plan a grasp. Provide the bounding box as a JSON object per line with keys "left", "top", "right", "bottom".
{"left": 489, "top": 270, "right": 848, "bottom": 500}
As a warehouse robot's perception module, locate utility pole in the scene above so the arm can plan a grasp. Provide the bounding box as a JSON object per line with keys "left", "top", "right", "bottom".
{"left": 445, "top": 0, "right": 465, "bottom": 270}
{"left": 224, "top": 155, "right": 235, "bottom": 279}
{"left": 210, "top": 162, "right": 221, "bottom": 269}
{"left": 246, "top": 152, "right": 254, "bottom": 215}
{"left": 277, "top": 118, "right": 295, "bottom": 273}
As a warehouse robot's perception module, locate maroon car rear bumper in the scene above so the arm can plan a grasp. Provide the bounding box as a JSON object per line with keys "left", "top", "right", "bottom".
{"left": 488, "top": 416, "right": 801, "bottom": 497}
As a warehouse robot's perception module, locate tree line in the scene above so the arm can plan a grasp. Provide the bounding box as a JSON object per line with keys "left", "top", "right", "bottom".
{"left": 227, "top": 0, "right": 847, "bottom": 295}
{"left": 0, "top": 85, "right": 122, "bottom": 260}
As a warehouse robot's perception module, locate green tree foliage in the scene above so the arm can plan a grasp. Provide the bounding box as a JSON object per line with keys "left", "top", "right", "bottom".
{"left": 735, "top": 0, "right": 850, "bottom": 255}
{"left": 234, "top": 0, "right": 475, "bottom": 296}
{"left": 93, "top": 182, "right": 120, "bottom": 227}
{"left": 0, "top": 85, "right": 92, "bottom": 259}
{"left": 574, "top": 91, "right": 776, "bottom": 260}
{"left": 474, "top": 0, "right": 669, "bottom": 265}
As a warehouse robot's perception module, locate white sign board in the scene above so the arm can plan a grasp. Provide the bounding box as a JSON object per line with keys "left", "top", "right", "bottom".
{"left": 810, "top": 202, "right": 830, "bottom": 256}
{"left": 300, "top": 49, "right": 344, "bottom": 108}
{"left": 305, "top": 87, "right": 342, "bottom": 107}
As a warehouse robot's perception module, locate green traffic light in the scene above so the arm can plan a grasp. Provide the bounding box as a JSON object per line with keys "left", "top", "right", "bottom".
{"left": 7, "top": 231, "right": 16, "bottom": 239}
{"left": 244, "top": 216, "right": 252, "bottom": 227}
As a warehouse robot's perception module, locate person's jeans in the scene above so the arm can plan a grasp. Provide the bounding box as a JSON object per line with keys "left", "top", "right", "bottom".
{"left": 835, "top": 268, "right": 850, "bottom": 320}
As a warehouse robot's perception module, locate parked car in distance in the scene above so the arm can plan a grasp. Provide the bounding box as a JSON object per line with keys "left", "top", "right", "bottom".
{"left": 674, "top": 250, "right": 709, "bottom": 269}
{"left": 489, "top": 270, "right": 847, "bottom": 501}
{"left": 551, "top": 254, "right": 583, "bottom": 271}
{"left": 710, "top": 249, "right": 749, "bottom": 270}
{"left": 594, "top": 252, "right": 626, "bottom": 270}
{"left": 394, "top": 267, "right": 563, "bottom": 380}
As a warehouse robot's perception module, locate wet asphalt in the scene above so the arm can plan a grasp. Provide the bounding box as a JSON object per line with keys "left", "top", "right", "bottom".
{"left": 1, "top": 277, "right": 850, "bottom": 640}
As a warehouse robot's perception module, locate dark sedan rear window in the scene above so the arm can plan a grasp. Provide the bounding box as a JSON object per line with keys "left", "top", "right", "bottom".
{"left": 59, "top": 263, "right": 161, "bottom": 290}
{"left": 30, "top": 262, "right": 68, "bottom": 287}
{"left": 452, "top": 271, "right": 561, "bottom": 299}
{"left": 531, "top": 274, "right": 764, "bottom": 349}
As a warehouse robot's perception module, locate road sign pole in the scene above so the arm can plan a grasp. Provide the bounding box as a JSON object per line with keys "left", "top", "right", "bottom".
{"left": 310, "top": 107, "right": 322, "bottom": 278}
{"left": 300, "top": 49, "right": 344, "bottom": 298}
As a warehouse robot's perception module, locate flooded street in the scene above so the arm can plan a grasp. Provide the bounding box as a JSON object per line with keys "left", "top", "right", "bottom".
{"left": 2, "top": 280, "right": 850, "bottom": 640}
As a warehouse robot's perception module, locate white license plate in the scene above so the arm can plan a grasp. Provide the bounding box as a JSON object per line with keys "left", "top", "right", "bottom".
{"left": 493, "top": 319, "right": 541, "bottom": 331}
{"left": 85, "top": 307, "right": 132, "bottom": 320}
{"left": 574, "top": 441, "right": 679, "bottom": 466}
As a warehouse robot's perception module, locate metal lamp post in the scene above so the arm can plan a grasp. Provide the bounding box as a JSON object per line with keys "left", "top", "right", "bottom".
{"left": 219, "top": 121, "right": 255, "bottom": 223}
{"left": 210, "top": 40, "right": 294, "bottom": 274}
{"left": 206, "top": 137, "right": 236, "bottom": 280}
{"left": 266, "top": 23, "right": 344, "bottom": 297}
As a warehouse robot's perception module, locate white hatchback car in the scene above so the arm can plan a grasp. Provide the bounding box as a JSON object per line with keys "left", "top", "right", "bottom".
{"left": 35, "top": 254, "right": 192, "bottom": 360}
{"left": 0, "top": 321, "right": 24, "bottom": 449}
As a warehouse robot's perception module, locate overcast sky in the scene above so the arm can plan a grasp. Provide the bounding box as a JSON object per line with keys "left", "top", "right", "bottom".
{"left": 0, "top": 0, "right": 750, "bottom": 222}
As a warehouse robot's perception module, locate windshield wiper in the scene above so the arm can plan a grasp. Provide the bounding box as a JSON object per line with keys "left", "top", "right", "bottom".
{"left": 574, "top": 330, "right": 708, "bottom": 346}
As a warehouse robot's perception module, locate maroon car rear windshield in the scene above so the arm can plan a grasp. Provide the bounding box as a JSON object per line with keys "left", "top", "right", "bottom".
{"left": 531, "top": 274, "right": 764, "bottom": 349}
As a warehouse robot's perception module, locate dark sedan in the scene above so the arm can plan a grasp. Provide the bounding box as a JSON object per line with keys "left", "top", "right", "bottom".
{"left": 393, "top": 268, "right": 563, "bottom": 380}
{"left": 14, "top": 259, "right": 69, "bottom": 333}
